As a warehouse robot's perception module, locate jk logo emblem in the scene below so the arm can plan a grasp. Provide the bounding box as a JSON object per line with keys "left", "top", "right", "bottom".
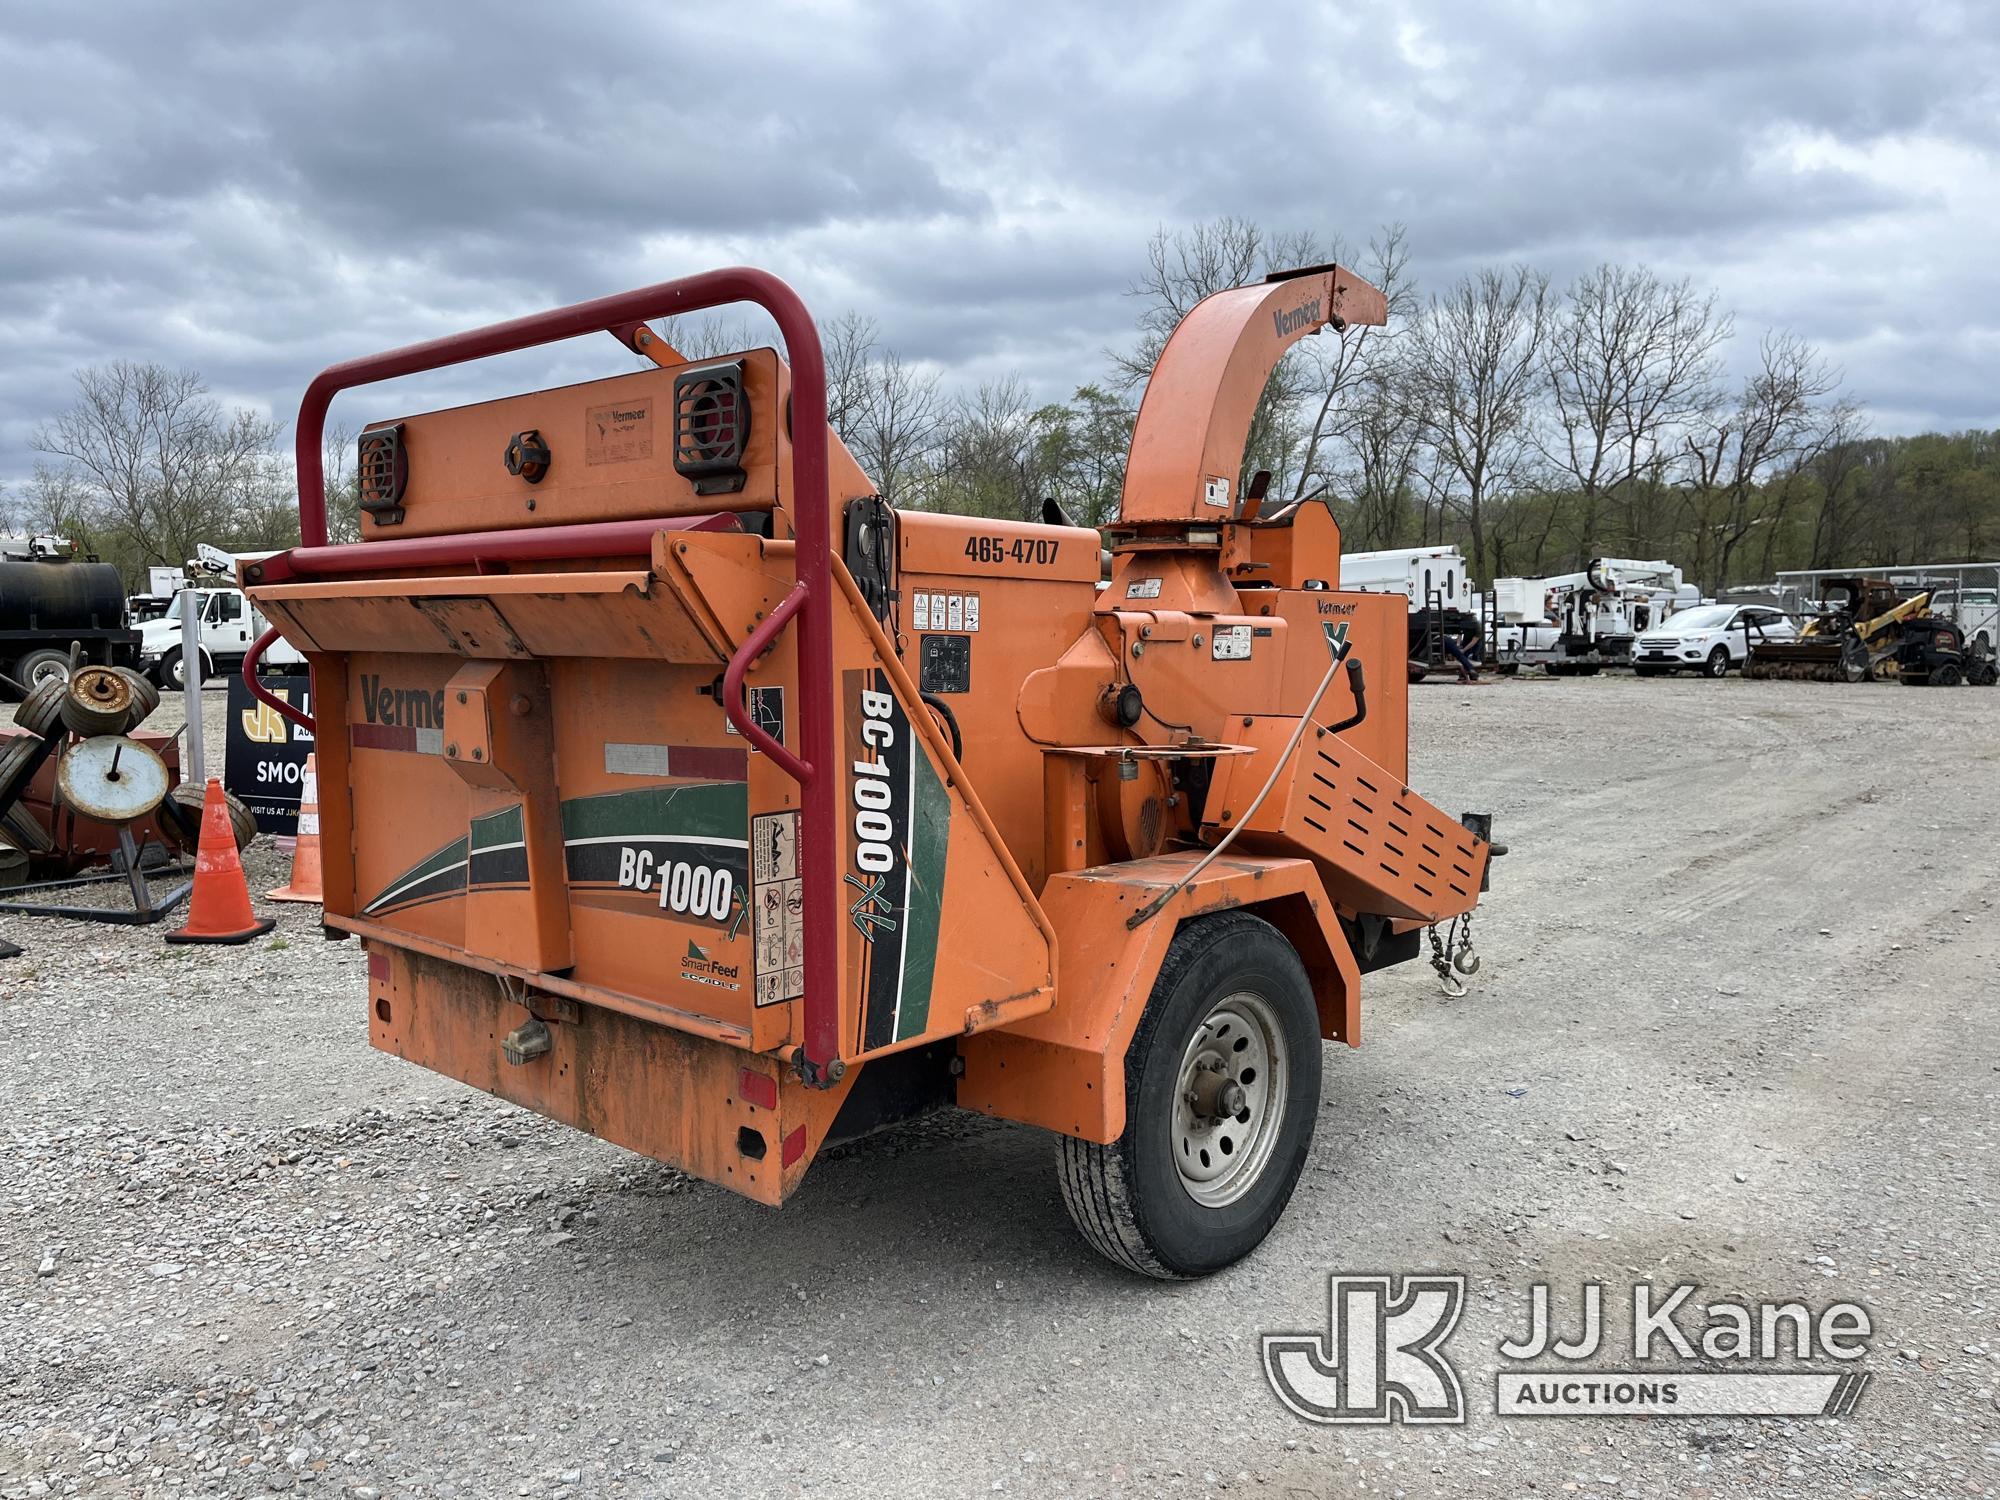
{"left": 240, "top": 694, "right": 293, "bottom": 745}
{"left": 1263, "top": 1274, "right": 1466, "bottom": 1425}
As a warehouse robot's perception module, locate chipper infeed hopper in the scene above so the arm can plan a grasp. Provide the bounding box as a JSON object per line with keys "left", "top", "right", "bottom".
{"left": 243, "top": 264, "right": 1494, "bottom": 1277}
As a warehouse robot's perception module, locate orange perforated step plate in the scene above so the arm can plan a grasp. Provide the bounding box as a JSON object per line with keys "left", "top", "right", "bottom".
{"left": 1205, "top": 716, "right": 1486, "bottom": 924}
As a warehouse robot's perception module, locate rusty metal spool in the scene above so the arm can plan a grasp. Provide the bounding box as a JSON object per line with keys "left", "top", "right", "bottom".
{"left": 55, "top": 736, "right": 170, "bottom": 826}
{"left": 163, "top": 781, "right": 256, "bottom": 853}
{"left": 61, "top": 666, "right": 143, "bottom": 738}
{"left": 114, "top": 666, "right": 162, "bottom": 727}
{"left": 15, "top": 676, "right": 69, "bottom": 739}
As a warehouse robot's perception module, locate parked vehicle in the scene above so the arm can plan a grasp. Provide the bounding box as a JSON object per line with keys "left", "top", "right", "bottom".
{"left": 1488, "top": 561, "right": 1691, "bottom": 675}
{"left": 137, "top": 545, "right": 304, "bottom": 688}
{"left": 139, "top": 585, "right": 304, "bottom": 688}
{"left": 1634, "top": 602, "right": 1797, "bottom": 677}
{"left": 1939, "top": 587, "right": 1997, "bottom": 658}
{"left": 0, "top": 535, "right": 141, "bottom": 697}
{"left": 1337, "top": 546, "right": 1484, "bottom": 676}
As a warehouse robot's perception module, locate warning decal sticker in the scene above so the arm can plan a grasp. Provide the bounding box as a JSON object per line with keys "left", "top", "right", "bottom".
{"left": 751, "top": 811, "right": 803, "bottom": 1006}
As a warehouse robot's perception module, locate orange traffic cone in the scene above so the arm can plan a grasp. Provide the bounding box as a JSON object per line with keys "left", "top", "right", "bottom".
{"left": 268, "top": 755, "right": 323, "bottom": 904}
{"left": 166, "top": 778, "right": 275, "bottom": 945}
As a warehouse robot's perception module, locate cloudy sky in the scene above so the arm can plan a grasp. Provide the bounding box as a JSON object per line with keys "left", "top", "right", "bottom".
{"left": 2, "top": 0, "right": 1995, "bottom": 496}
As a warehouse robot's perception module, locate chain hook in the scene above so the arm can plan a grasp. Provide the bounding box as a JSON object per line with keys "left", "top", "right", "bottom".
{"left": 1428, "top": 914, "right": 1480, "bottom": 995}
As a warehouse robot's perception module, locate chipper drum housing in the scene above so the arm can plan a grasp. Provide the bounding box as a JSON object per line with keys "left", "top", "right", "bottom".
{"left": 244, "top": 263, "right": 1495, "bottom": 1278}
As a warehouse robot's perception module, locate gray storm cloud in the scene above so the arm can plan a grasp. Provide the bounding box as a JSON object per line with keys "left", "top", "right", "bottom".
{"left": 1, "top": 0, "right": 1994, "bottom": 489}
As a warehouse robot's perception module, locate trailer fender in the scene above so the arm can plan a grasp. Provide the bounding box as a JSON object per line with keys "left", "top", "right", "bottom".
{"left": 956, "top": 852, "right": 1356, "bottom": 1143}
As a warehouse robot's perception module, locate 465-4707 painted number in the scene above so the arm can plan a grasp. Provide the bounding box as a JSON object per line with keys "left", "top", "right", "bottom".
{"left": 615, "top": 846, "right": 735, "bottom": 922}
{"left": 963, "top": 535, "right": 1060, "bottom": 566}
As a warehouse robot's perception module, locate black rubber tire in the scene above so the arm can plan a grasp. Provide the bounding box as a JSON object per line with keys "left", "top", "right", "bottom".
{"left": 1932, "top": 662, "right": 1963, "bottom": 687}
{"left": 162, "top": 782, "right": 256, "bottom": 852}
{"left": 15, "top": 677, "right": 69, "bottom": 738}
{"left": 13, "top": 648, "right": 70, "bottom": 694}
{"left": 1056, "top": 911, "right": 1321, "bottom": 1279}
{"left": 158, "top": 649, "right": 212, "bottom": 691}
{"left": 1702, "top": 646, "right": 1731, "bottom": 679}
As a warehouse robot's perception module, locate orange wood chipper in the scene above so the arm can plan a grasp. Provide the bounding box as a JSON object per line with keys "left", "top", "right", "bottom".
{"left": 241, "top": 264, "right": 1496, "bottom": 1277}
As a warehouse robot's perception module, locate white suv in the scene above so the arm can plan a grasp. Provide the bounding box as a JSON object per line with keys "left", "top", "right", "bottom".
{"left": 1633, "top": 604, "right": 1797, "bottom": 678}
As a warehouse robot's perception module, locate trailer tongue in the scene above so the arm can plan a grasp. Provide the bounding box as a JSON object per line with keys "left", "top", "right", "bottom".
{"left": 245, "top": 263, "right": 1495, "bottom": 1276}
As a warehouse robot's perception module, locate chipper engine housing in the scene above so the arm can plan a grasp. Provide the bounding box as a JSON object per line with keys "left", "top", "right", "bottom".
{"left": 244, "top": 264, "right": 1493, "bottom": 1277}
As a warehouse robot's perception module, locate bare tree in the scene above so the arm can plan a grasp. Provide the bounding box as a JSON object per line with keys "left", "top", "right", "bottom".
{"left": 1541, "top": 265, "right": 1728, "bottom": 554}
{"left": 1676, "top": 332, "right": 1844, "bottom": 589}
{"left": 650, "top": 315, "right": 759, "bottom": 364}
{"left": 21, "top": 464, "right": 95, "bottom": 542}
{"left": 849, "top": 350, "right": 942, "bottom": 506}
{"left": 820, "top": 311, "right": 881, "bottom": 447}
{"left": 319, "top": 421, "right": 364, "bottom": 544}
{"left": 31, "top": 361, "right": 286, "bottom": 577}
{"left": 929, "top": 379, "right": 1050, "bottom": 521}
{"left": 1403, "top": 267, "right": 1552, "bottom": 575}
{"left": 1327, "top": 356, "right": 1424, "bottom": 550}
{"left": 1292, "top": 223, "right": 1418, "bottom": 500}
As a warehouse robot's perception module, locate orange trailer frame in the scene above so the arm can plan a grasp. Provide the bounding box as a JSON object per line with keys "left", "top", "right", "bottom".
{"left": 244, "top": 262, "right": 1493, "bottom": 1276}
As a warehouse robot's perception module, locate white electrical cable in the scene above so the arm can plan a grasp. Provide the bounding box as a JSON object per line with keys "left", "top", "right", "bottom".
{"left": 1127, "top": 640, "right": 1351, "bottom": 928}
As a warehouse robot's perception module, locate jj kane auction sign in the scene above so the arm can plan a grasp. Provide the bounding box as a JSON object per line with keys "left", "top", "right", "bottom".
{"left": 225, "top": 667, "right": 315, "bottom": 836}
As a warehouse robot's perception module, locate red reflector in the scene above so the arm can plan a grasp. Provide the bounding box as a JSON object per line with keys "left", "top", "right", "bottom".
{"left": 781, "top": 1126, "right": 807, "bottom": 1167}
{"left": 367, "top": 951, "right": 390, "bottom": 982}
{"left": 738, "top": 1067, "right": 778, "bottom": 1111}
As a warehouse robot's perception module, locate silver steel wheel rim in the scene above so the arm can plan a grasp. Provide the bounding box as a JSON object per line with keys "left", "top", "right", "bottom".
{"left": 27, "top": 658, "right": 67, "bottom": 688}
{"left": 1172, "top": 989, "right": 1288, "bottom": 1208}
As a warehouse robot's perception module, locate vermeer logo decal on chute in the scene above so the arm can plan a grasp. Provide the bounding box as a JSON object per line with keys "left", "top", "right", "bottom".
{"left": 1273, "top": 297, "right": 1322, "bottom": 337}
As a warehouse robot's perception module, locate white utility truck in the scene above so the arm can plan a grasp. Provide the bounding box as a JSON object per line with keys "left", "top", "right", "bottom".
{"left": 1488, "top": 559, "right": 1696, "bottom": 674}
{"left": 137, "top": 545, "right": 304, "bottom": 688}
{"left": 1337, "top": 546, "right": 1484, "bottom": 677}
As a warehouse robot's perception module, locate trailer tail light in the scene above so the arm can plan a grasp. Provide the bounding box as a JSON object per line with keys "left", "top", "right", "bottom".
{"left": 672, "top": 360, "right": 750, "bottom": 495}
{"left": 357, "top": 424, "right": 408, "bottom": 526}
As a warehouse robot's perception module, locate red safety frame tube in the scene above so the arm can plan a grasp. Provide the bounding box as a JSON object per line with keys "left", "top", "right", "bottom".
{"left": 274, "top": 266, "right": 843, "bottom": 1084}
{"left": 247, "top": 514, "right": 737, "bottom": 586}
{"left": 243, "top": 627, "right": 316, "bottom": 734}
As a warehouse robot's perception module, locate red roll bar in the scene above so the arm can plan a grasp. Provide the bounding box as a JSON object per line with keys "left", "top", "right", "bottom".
{"left": 258, "top": 267, "right": 844, "bottom": 1082}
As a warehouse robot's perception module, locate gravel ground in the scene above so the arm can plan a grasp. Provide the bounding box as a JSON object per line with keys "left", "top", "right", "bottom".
{"left": 2, "top": 674, "right": 1997, "bottom": 1499}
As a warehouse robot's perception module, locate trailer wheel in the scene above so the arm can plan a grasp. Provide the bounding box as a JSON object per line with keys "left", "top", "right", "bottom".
{"left": 1702, "top": 646, "right": 1730, "bottom": 678}
{"left": 14, "top": 649, "right": 70, "bottom": 693}
{"left": 1057, "top": 911, "right": 1321, "bottom": 1279}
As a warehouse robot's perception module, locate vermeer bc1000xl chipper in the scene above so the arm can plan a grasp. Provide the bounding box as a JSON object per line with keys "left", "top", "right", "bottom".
{"left": 242, "top": 264, "right": 1496, "bottom": 1277}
